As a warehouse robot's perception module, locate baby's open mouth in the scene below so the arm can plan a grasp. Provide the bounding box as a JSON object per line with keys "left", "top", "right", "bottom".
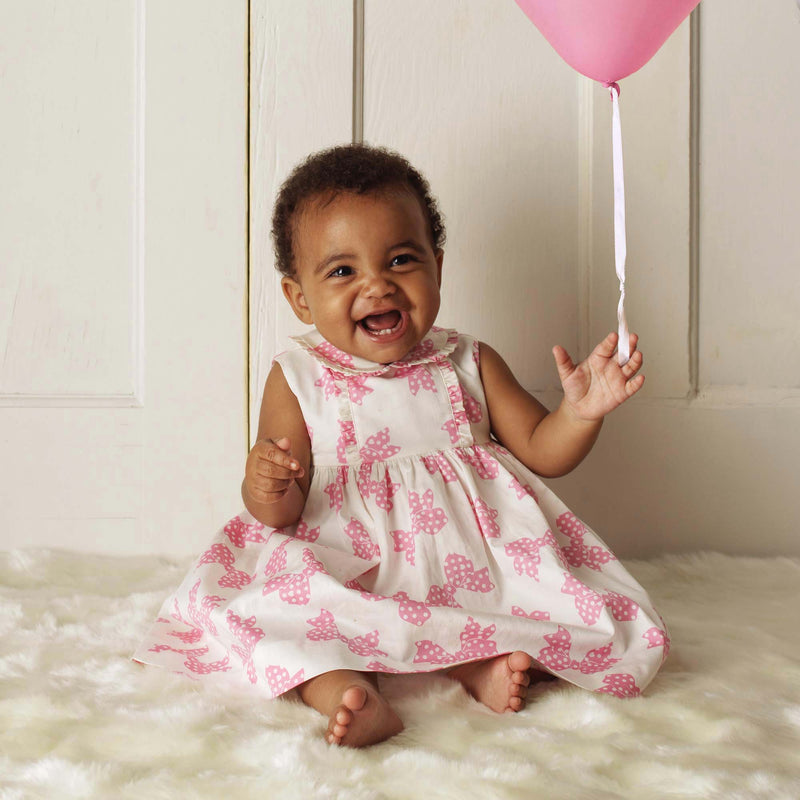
{"left": 359, "top": 310, "right": 404, "bottom": 336}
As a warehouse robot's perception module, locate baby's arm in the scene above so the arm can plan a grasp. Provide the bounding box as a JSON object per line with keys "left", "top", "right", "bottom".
{"left": 241, "top": 362, "right": 311, "bottom": 528}
{"left": 480, "top": 332, "right": 644, "bottom": 478}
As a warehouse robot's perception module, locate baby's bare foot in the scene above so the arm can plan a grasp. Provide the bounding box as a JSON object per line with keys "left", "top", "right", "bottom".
{"left": 297, "top": 670, "right": 403, "bottom": 748}
{"left": 448, "top": 651, "right": 534, "bottom": 713}
{"left": 326, "top": 683, "right": 404, "bottom": 747}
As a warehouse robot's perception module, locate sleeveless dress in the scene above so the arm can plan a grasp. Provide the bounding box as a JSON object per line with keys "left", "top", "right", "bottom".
{"left": 133, "top": 327, "right": 669, "bottom": 699}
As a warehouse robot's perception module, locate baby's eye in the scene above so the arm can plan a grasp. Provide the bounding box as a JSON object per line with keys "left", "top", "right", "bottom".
{"left": 327, "top": 265, "right": 353, "bottom": 278}
{"left": 390, "top": 254, "right": 416, "bottom": 267}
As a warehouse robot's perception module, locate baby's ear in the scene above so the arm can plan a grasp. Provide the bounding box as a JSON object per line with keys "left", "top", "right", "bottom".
{"left": 281, "top": 276, "right": 314, "bottom": 325}
{"left": 435, "top": 249, "right": 444, "bottom": 288}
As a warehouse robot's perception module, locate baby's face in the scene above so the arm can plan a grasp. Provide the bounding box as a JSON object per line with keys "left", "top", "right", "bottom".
{"left": 282, "top": 189, "right": 443, "bottom": 364}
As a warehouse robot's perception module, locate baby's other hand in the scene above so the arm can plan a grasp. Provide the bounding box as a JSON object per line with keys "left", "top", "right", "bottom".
{"left": 553, "top": 332, "right": 644, "bottom": 422}
{"left": 244, "top": 437, "right": 305, "bottom": 504}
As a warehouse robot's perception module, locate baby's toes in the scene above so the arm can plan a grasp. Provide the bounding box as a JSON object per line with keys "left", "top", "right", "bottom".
{"left": 511, "top": 669, "right": 531, "bottom": 687}
{"left": 507, "top": 679, "right": 529, "bottom": 712}
{"left": 327, "top": 706, "right": 353, "bottom": 745}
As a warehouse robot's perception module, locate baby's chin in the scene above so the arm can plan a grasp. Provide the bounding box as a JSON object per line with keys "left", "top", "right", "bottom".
{"left": 352, "top": 337, "right": 422, "bottom": 366}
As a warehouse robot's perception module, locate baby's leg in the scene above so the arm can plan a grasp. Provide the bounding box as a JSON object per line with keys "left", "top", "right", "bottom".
{"left": 297, "top": 669, "right": 403, "bottom": 747}
{"left": 447, "top": 652, "right": 545, "bottom": 713}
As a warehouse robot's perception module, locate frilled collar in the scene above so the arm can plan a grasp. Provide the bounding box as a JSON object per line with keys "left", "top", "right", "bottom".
{"left": 290, "top": 326, "right": 459, "bottom": 376}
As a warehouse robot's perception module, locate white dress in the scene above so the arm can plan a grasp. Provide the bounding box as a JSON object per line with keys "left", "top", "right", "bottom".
{"left": 133, "top": 327, "right": 668, "bottom": 699}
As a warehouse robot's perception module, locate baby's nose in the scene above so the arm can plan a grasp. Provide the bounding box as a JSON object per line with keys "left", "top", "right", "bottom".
{"left": 362, "top": 271, "right": 396, "bottom": 297}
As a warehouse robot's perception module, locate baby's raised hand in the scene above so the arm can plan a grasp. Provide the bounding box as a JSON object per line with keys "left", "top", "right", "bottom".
{"left": 553, "top": 332, "right": 644, "bottom": 422}
{"left": 244, "top": 437, "right": 305, "bottom": 504}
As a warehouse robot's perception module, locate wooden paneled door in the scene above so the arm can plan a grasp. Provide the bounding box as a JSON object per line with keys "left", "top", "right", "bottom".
{"left": 0, "top": 2, "right": 248, "bottom": 555}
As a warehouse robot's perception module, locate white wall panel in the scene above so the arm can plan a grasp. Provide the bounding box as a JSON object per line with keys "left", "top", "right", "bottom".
{"left": 143, "top": 1, "right": 248, "bottom": 554}
{"left": 699, "top": 0, "right": 800, "bottom": 392}
{"left": 551, "top": 402, "right": 800, "bottom": 559}
{"left": 0, "top": 1, "right": 248, "bottom": 555}
{"left": 249, "top": 0, "right": 353, "bottom": 433}
{"left": 0, "top": 2, "right": 138, "bottom": 400}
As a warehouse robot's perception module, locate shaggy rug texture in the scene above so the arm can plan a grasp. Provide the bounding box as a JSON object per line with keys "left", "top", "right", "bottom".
{"left": 1, "top": 549, "right": 799, "bottom": 800}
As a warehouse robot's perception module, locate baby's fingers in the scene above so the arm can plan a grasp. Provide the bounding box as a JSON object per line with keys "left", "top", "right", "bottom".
{"left": 617, "top": 339, "right": 644, "bottom": 397}
{"left": 253, "top": 439, "right": 304, "bottom": 478}
{"left": 592, "top": 331, "right": 620, "bottom": 360}
{"left": 247, "top": 477, "right": 293, "bottom": 504}
{"left": 624, "top": 372, "right": 645, "bottom": 397}
{"left": 620, "top": 345, "right": 643, "bottom": 377}
{"left": 552, "top": 345, "right": 576, "bottom": 382}
{"left": 253, "top": 462, "right": 303, "bottom": 484}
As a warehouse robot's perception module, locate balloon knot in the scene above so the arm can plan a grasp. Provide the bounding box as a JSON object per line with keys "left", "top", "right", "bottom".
{"left": 604, "top": 81, "right": 621, "bottom": 96}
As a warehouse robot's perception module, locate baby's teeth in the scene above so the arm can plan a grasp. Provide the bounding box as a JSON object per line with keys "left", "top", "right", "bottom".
{"left": 370, "top": 323, "right": 399, "bottom": 335}
{"left": 361, "top": 315, "right": 402, "bottom": 336}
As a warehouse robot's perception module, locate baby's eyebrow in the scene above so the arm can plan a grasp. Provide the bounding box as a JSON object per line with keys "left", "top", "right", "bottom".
{"left": 391, "top": 239, "right": 427, "bottom": 254}
{"left": 315, "top": 252, "right": 355, "bottom": 275}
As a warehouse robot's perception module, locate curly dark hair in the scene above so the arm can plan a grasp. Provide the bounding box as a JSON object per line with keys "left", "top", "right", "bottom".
{"left": 271, "top": 143, "right": 446, "bottom": 277}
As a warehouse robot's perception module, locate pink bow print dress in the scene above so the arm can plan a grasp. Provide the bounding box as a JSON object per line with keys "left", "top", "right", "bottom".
{"left": 133, "top": 327, "right": 668, "bottom": 699}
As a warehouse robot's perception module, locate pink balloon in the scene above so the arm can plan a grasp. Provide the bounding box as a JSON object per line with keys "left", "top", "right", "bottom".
{"left": 514, "top": 0, "right": 700, "bottom": 85}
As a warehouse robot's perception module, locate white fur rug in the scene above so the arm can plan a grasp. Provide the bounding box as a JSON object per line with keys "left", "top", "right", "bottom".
{"left": 1, "top": 549, "right": 799, "bottom": 800}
